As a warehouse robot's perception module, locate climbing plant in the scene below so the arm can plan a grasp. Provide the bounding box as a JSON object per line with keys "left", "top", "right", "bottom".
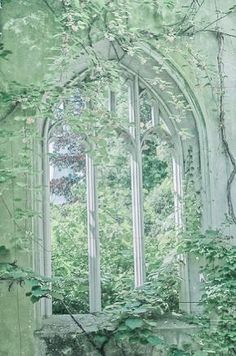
{"left": 1, "top": 0, "right": 236, "bottom": 355}
{"left": 176, "top": 147, "right": 236, "bottom": 355}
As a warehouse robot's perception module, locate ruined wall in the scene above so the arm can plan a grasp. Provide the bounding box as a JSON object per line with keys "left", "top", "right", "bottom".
{"left": 0, "top": 0, "right": 236, "bottom": 355}
{"left": 0, "top": 2, "right": 59, "bottom": 354}
{"left": 35, "top": 315, "right": 197, "bottom": 356}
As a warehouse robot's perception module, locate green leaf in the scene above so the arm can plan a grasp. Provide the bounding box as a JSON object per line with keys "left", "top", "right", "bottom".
{"left": 0, "top": 49, "right": 12, "bottom": 60}
{"left": 25, "top": 279, "right": 40, "bottom": 288}
{"left": 94, "top": 335, "right": 108, "bottom": 345}
{"left": 147, "top": 335, "right": 163, "bottom": 346}
{"left": 31, "top": 287, "right": 48, "bottom": 297}
{"left": 30, "top": 295, "right": 41, "bottom": 304}
{"left": 117, "top": 325, "right": 129, "bottom": 331}
{"left": 0, "top": 245, "right": 10, "bottom": 256}
{"left": 12, "top": 270, "right": 27, "bottom": 279}
{"left": 51, "top": 291, "right": 63, "bottom": 301}
{"left": 125, "top": 318, "right": 144, "bottom": 330}
{"left": 145, "top": 320, "right": 157, "bottom": 327}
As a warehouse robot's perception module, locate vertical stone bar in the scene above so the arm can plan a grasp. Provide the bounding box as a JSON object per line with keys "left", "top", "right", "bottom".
{"left": 108, "top": 90, "right": 116, "bottom": 113}
{"left": 128, "top": 76, "right": 146, "bottom": 288}
{"left": 86, "top": 152, "right": 101, "bottom": 313}
{"left": 42, "top": 120, "right": 52, "bottom": 317}
{"left": 172, "top": 158, "right": 191, "bottom": 313}
{"left": 151, "top": 100, "right": 160, "bottom": 127}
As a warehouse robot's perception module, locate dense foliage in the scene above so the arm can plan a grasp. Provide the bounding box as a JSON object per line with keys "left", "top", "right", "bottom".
{"left": 180, "top": 159, "right": 236, "bottom": 355}
{"left": 50, "top": 114, "right": 177, "bottom": 315}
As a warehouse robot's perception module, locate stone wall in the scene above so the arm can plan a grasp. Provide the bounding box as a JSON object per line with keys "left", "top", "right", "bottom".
{"left": 35, "top": 315, "right": 197, "bottom": 356}
{"left": 0, "top": 1, "right": 59, "bottom": 355}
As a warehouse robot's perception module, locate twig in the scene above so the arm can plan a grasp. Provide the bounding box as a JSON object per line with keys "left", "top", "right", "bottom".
{"left": 60, "top": 300, "right": 106, "bottom": 356}
{"left": 217, "top": 31, "right": 236, "bottom": 224}
{"left": 203, "top": 29, "right": 236, "bottom": 38}
{"left": 0, "top": 102, "right": 20, "bottom": 123}
{"left": 194, "top": 12, "right": 231, "bottom": 35}
{"left": 42, "top": 0, "right": 56, "bottom": 16}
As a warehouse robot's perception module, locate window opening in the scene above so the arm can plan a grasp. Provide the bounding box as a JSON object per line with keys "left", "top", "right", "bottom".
{"left": 46, "top": 75, "right": 177, "bottom": 315}
{"left": 140, "top": 92, "right": 177, "bottom": 310}
{"left": 49, "top": 123, "right": 89, "bottom": 314}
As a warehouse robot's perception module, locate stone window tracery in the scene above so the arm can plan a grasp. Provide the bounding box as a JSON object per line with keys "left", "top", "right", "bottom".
{"left": 40, "top": 70, "right": 187, "bottom": 317}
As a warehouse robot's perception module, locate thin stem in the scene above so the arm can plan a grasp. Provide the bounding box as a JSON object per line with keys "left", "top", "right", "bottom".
{"left": 0, "top": 102, "right": 20, "bottom": 123}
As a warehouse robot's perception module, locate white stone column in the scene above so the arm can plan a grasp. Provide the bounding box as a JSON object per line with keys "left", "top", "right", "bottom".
{"left": 41, "top": 119, "right": 52, "bottom": 317}
{"left": 151, "top": 100, "right": 160, "bottom": 127}
{"left": 128, "top": 76, "right": 146, "bottom": 288}
{"left": 86, "top": 150, "right": 101, "bottom": 313}
{"left": 172, "top": 158, "right": 183, "bottom": 229}
{"left": 172, "top": 157, "right": 191, "bottom": 313}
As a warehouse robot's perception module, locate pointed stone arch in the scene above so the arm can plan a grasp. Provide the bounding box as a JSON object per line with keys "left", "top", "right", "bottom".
{"left": 36, "top": 38, "right": 211, "bottom": 319}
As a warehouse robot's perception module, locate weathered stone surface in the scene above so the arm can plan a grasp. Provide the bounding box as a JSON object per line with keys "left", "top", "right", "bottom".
{"left": 35, "top": 315, "right": 197, "bottom": 356}
{"left": 0, "top": 1, "right": 59, "bottom": 355}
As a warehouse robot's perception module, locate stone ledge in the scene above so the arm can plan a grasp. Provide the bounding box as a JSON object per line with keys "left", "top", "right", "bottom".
{"left": 36, "top": 314, "right": 114, "bottom": 337}
{"left": 35, "top": 314, "right": 197, "bottom": 355}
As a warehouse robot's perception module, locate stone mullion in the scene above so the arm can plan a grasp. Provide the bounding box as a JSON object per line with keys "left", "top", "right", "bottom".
{"left": 86, "top": 153, "right": 101, "bottom": 313}
{"left": 128, "top": 76, "right": 146, "bottom": 288}
{"left": 172, "top": 159, "right": 183, "bottom": 229}
{"left": 151, "top": 100, "right": 160, "bottom": 127}
{"left": 172, "top": 157, "right": 191, "bottom": 313}
{"left": 42, "top": 119, "right": 52, "bottom": 317}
